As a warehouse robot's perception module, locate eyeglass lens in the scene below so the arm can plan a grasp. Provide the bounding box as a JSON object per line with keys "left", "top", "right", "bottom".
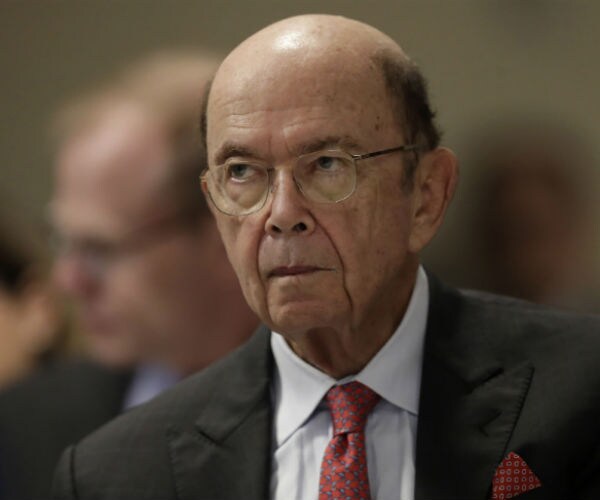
{"left": 207, "top": 150, "right": 357, "bottom": 215}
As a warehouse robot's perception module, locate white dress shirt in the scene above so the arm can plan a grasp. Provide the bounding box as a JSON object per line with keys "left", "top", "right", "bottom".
{"left": 270, "top": 267, "right": 429, "bottom": 500}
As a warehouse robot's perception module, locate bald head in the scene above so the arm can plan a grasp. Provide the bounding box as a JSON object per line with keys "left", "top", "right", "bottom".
{"left": 204, "top": 15, "right": 440, "bottom": 174}
{"left": 214, "top": 14, "right": 402, "bottom": 89}
{"left": 211, "top": 15, "right": 400, "bottom": 119}
{"left": 239, "top": 14, "right": 399, "bottom": 51}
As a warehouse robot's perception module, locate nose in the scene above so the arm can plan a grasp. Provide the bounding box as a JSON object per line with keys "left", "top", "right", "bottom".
{"left": 264, "top": 170, "right": 316, "bottom": 236}
{"left": 52, "top": 251, "right": 100, "bottom": 300}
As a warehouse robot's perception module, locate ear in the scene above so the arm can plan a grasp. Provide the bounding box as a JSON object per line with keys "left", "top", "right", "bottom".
{"left": 200, "top": 175, "right": 219, "bottom": 218}
{"left": 408, "top": 147, "right": 459, "bottom": 253}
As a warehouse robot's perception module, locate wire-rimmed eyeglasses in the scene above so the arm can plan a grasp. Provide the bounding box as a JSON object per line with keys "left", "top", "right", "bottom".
{"left": 201, "top": 144, "right": 421, "bottom": 216}
{"left": 49, "top": 209, "right": 195, "bottom": 279}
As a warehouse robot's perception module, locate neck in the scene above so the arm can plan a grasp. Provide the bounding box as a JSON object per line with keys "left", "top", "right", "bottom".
{"left": 288, "top": 328, "right": 389, "bottom": 379}
{"left": 287, "top": 269, "right": 417, "bottom": 379}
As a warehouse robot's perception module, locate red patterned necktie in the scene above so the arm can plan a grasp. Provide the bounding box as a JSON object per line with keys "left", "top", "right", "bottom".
{"left": 318, "top": 381, "right": 381, "bottom": 500}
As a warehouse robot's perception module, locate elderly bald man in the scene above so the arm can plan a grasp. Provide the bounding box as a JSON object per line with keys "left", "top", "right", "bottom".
{"left": 53, "top": 15, "right": 600, "bottom": 500}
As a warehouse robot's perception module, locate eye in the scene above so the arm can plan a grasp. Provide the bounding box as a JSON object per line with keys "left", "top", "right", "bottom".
{"left": 228, "top": 163, "right": 250, "bottom": 180}
{"left": 225, "top": 162, "right": 262, "bottom": 182}
{"left": 315, "top": 155, "right": 338, "bottom": 171}
{"left": 308, "top": 153, "right": 352, "bottom": 175}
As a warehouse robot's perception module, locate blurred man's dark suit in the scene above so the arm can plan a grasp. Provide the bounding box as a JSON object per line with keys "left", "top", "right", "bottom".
{"left": 52, "top": 276, "right": 600, "bottom": 500}
{"left": 0, "top": 361, "right": 130, "bottom": 500}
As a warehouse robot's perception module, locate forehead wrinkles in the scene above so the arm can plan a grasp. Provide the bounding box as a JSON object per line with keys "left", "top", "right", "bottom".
{"left": 208, "top": 33, "right": 405, "bottom": 164}
{"left": 210, "top": 61, "right": 391, "bottom": 144}
{"left": 210, "top": 101, "right": 387, "bottom": 165}
{"left": 215, "top": 99, "right": 336, "bottom": 131}
{"left": 230, "top": 51, "right": 375, "bottom": 98}
{"left": 210, "top": 36, "right": 385, "bottom": 112}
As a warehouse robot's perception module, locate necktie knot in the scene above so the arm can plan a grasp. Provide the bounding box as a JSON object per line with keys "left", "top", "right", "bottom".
{"left": 325, "top": 381, "right": 380, "bottom": 436}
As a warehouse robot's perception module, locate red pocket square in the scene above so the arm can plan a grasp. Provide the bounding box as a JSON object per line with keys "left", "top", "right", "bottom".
{"left": 490, "top": 451, "right": 542, "bottom": 499}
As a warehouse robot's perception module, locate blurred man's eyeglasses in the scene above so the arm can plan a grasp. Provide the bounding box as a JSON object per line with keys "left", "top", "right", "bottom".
{"left": 201, "top": 145, "right": 421, "bottom": 217}
{"left": 50, "top": 211, "right": 194, "bottom": 279}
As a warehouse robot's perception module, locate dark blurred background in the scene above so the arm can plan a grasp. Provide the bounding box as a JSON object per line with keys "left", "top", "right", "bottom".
{"left": 2, "top": 0, "right": 599, "bottom": 308}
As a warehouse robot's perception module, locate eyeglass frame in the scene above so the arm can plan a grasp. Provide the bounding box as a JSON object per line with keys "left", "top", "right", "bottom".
{"left": 201, "top": 144, "right": 423, "bottom": 216}
{"left": 49, "top": 208, "right": 198, "bottom": 279}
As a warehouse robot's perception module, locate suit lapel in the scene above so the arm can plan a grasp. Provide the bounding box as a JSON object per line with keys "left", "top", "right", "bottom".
{"left": 415, "top": 277, "right": 534, "bottom": 500}
{"left": 166, "top": 278, "right": 534, "bottom": 500}
{"left": 167, "top": 327, "right": 273, "bottom": 500}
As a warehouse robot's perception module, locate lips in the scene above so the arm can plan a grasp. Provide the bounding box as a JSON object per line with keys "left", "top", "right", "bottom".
{"left": 268, "top": 265, "right": 330, "bottom": 278}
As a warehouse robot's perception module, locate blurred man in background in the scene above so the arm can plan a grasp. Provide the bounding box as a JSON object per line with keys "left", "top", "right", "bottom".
{"left": 0, "top": 51, "right": 258, "bottom": 500}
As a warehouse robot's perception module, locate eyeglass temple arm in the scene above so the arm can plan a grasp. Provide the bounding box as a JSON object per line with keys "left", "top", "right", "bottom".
{"left": 352, "top": 144, "right": 421, "bottom": 161}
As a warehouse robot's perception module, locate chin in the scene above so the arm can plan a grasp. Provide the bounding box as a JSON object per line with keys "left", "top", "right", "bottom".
{"left": 89, "top": 346, "right": 137, "bottom": 369}
{"left": 86, "top": 333, "right": 139, "bottom": 369}
{"left": 267, "top": 301, "right": 345, "bottom": 338}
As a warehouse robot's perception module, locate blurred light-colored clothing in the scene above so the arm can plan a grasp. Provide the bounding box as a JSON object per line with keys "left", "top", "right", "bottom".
{"left": 122, "top": 363, "right": 180, "bottom": 410}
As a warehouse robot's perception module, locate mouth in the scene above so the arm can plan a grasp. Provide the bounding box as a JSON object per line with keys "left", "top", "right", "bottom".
{"left": 268, "top": 265, "right": 333, "bottom": 278}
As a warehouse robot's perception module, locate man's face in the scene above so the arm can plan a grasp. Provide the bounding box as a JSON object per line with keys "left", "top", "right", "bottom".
{"left": 207, "top": 50, "right": 422, "bottom": 340}
{"left": 51, "top": 106, "right": 207, "bottom": 367}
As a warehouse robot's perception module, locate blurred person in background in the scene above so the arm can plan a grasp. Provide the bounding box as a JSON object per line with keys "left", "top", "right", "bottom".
{"left": 0, "top": 212, "right": 67, "bottom": 499}
{"left": 0, "top": 213, "right": 65, "bottom": 390}
{"left": 464, "top": 118, "right": 599, "bottom": 312}
{"left": 0, "top": 51, "right": 258, "bottom": 500}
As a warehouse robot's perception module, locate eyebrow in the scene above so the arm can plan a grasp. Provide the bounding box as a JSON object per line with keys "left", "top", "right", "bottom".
{"left": 294, "top": 135, "right": 361, "bottom": 156}
{"left": 212, "top": 135, "right": 361, "bottom": 166}
{"left": 213, "top": 142, "right": 262, "bottom": 166}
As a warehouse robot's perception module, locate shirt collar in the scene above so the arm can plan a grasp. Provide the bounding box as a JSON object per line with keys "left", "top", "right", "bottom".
{"left": 271, "top": 266, "right": 429, "bottom": 447}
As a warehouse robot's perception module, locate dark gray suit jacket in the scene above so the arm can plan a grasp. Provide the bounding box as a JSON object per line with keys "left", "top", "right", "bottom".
{"left": 0, "top": 361, "right": 131, "bottom": 500}
{"left": 52, "top": 277, "right": 600, "bottom": 499}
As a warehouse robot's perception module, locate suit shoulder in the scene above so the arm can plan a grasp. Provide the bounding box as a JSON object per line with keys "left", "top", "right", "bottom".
{"left": 427, "top": 277, "right": 600, "bottom": 372}
{"left": 444, "top": 287, "right": 600, "bottom": 375}
{"left": 76, "top": 326, "right": 272, "bottom": 451}
{"left": 458, "top": 287, "right": 600, "bottom": 340}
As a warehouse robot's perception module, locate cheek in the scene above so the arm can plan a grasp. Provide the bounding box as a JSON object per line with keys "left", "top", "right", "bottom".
{"left": 108, "top": 267, "right": 157, "bottom": 319}
{"left": 335, "top": 191, "right": 413, "bottom": 303}
{"left": 110, "top": 250, "right": 179, "bottom": 309}
{"left": 104, "top": 270, "right": 136, "bottom": 306}
{"left": 216, "top": 216, "right": 266, "bottom": 314}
